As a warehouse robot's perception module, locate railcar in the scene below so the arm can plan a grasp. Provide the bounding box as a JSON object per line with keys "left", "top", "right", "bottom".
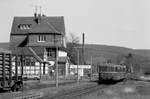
{"left": 98, "top": 63, "right": 127, "bottom": 84}
{"left": 0, "top": 53, "right": 23, "bottom": 92}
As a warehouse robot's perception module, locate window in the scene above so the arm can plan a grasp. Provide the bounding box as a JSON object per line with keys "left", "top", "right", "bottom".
{"left": 38, "top": 35, "right": 46, "bottom": 42}
{"left": 46, "top": 48, "right": 55, "bottom": 58}
{"left": 18, "top": 24, "right": 31, "bottom": 30}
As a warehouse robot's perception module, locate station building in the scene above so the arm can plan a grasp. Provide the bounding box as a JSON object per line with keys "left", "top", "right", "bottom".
{"left": 9, "top": 12, "right": 69, "bottom": 77}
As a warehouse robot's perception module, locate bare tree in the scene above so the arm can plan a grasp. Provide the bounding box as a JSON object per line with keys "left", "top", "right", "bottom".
{"left": 67, "top": 33, "right": 80, "bottom": 44}
{"left": 67, "top": 33, "right": 80, "bottom": 64}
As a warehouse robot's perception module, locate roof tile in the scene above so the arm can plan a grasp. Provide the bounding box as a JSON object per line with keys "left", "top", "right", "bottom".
{"left": 11, "top": 16, "right": 65, "bottom": 35}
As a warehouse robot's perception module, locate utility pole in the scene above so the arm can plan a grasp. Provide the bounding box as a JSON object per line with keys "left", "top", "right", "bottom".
{"left": 82, "top": 33, "right": 85, "bottom": 65}
{"left": 54, "top": 37, "right": 62, "bottom": 88}
{"left": 20, "top": 55, "right": 24, "bottom": 81}
{"left": 39, "top": 63, "right": 41, "bottom": 83}
{"left": 74, "top": 47, "right": 82, "bottom": 83}
{"left": 90, "top": 56, "right": 92, "bottom": 81}
{"left": 77, "top": 49, "right": 80, "bottom": 83}
{"left": 55, "top": 45, "right": 58, "bottom": 88}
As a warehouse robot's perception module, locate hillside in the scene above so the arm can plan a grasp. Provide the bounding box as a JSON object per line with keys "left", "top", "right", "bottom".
{"left": 135, "top": 49, "right": 150, "bottom": 59}
{"left": 84, "top": 44, "right": 133, "bottom": 63}
{"left": 84, "top": 44, "right": 150, "bottom": 73}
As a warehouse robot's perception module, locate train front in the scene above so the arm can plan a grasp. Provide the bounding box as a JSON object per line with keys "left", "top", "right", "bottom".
{"left": 98, "top": 63, "right": 126, "bottom": 84}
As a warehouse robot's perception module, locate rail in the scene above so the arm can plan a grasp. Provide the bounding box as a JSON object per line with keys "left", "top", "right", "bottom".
{"left": 41, "top": 83, "right": 110, "bottom": 99}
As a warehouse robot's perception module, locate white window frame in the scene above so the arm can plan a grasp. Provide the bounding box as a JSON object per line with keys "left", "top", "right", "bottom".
{"left": 38, "top": 35, "right": 46, "bottom": 42}
{"left": 18, "top": 24, "right": 31, "bottom": 30}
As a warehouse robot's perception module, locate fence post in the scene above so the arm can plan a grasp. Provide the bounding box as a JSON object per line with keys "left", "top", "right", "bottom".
{"left": 21, "top": 55, "right": 24, "bottom": 81}
{"left": 2, "top": 53, "right": 5, "bottom": 87}
{"left": 9, "top": 54, "right": 12, "bottom": 87}
{"left": 15, "top": 55, "right": 18, "bottom": 82}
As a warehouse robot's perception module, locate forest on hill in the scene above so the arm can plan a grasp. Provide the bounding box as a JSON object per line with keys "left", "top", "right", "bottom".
{"left": 67, "top": 43, "right": 150, "bottom": 74}
{"left": 84, "top": 44, "right": 150, "bottom": 74}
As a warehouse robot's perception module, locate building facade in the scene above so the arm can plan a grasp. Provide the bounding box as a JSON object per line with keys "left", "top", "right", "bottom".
{"left": 10, "top": 13, "right": 69, "bottom": 77}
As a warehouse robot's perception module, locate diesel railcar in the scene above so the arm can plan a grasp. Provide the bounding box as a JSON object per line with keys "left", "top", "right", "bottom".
{"left": 98, "top": 63, "right": 127, "bottom": 84}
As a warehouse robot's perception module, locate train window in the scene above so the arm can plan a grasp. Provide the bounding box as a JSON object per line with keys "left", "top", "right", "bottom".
{"left": 115, "top": 67, "right": 117, "bottom": 72}
{"left": 120, "top": 67, "right": 122, "bottom": 72}
{"left": 117, "top": 67, "right": 119, "bottom": 72}
{"left": 104, "top": 66, "right": 107, "bottom": 71}
{"left": 106, "top": 66, "right": 108, "bottom": 72}
{"left": 112, "top": 66, "right": 115, "bottom": 72}
{"left": 104, "top": 67, "right": 106, "bottom": 71}
{"left": 104, "top": 67, "right": 107, "bottom": 71}
{"left": 122, "top": 67, "right": 124, "bottom": 72}
{"left": 102, "top": 67, "right": 105, "bottom": 71}
{"left": 113, "top": 67, "right": 115, "bottom": 71}
{"left": 107, "top": 67, "right": 109, "bottom": 72}
{"left": 118, "top": 67, "right": 121, "bottom": 72}
{"left": 123, "top": 67, "right": 125, "bottom": 72}
{"left": 116, "top": 67, "right": 118, "bottom": 72}
{"left": 112, "top": 67, "right": 115, "bottom": 72}
{"left": 106, "top": 66, "right": 109, "bottom": 72}
{"left": 110, "top": 67, "right": 113, "bottom": 72}
{"left": 109, "top": 67, "right": 111, "bottom": 72}
{"left": 108, "top": 67, "right": 110, "bottom": 71}
{"left": 100, "top": 66, "right": 106, "bottom": 72}
{"left": 121, "top": 67, "right": 123, "bottom": 72}
{"left": 110, "top": 67, "right": 112, "bottom": 72}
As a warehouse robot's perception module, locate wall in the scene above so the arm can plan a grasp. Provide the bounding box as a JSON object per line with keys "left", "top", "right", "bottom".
{"left": 10, "top": 35, "right": 27, "bottom": 47}
{"left": 28, "top": 34, "right": 64, "bottom": 47}
{"left": 58, "top": 50, "right": 67, "bottom": 57}
{"left": 12, "top": 62, "right": 49, "bottom": 76}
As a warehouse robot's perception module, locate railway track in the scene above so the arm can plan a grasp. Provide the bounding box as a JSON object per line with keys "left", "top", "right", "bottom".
{"left": 41, "top": 83, "right": 111, "bottom": 99}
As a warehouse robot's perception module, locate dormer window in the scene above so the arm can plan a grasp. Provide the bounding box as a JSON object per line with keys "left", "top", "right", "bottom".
{"left": 18, "top": 24, "right": 31, "bottom": 30}
{"left": 38, "top": 35, "right": 46, "bottom": 42}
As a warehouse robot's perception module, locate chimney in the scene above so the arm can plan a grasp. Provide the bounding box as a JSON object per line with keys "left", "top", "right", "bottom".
{"left": 34, "top": 12, "right": 37, "bottom": 18}
{"left": 34, "top": 5, "right": 42, "bottom": 24}
{"left": 34, "top": 13, "right": 42, "bottom": 24}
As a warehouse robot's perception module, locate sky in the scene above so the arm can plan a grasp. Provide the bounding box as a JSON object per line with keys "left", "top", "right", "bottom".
{"left": 0, "top": 0, "right": 150, "bottom": 49}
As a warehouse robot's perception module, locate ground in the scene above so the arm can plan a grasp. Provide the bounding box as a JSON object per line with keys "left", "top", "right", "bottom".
{"left": 1, "top": 79, "right": 150, "bottom": 99}
{"left": 0, "top": 79, "right": 95, "bottom": 99}
{"left": 81, "top": 80, "right": 150, "bottom": 99}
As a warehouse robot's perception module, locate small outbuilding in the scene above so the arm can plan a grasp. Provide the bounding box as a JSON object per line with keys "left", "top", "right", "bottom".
{"left": 69, "top": 65, "right": 91, "bottom": 76}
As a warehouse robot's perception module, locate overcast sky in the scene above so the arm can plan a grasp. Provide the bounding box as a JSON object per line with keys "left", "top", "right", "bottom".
{"left": 0, "top": 0, "right": 150, "bottom": 49}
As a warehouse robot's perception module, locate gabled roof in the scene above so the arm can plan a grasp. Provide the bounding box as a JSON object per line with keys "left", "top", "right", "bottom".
{"left": 11, "top": 46, "right": 45, "bottom": 62}
{"left": 11, "top": 16, "right": 65, "bottom": 35}
{"left": 0, "top": 42, "right": 11, "bottom": 53}
{"left": 0, "top": 42, "right": 10, "bottom": 50}
{"left": 58, "top": 57, "right": 68, "bottom": 63}
{"left": 0, "top": 48, "right": 11, "bottom": 53}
